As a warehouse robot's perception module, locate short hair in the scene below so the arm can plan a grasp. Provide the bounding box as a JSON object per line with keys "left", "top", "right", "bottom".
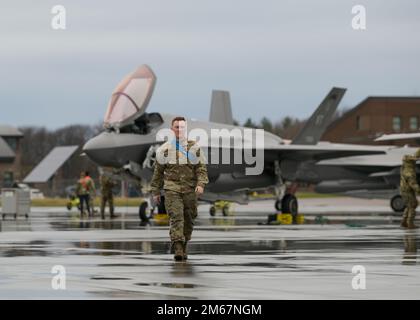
{"left": 171, "top": 116, "right": 186, "bottom": 126}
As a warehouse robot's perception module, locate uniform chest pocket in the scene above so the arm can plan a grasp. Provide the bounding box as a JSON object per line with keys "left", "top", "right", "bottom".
{"left": 164, "top": 164, "right": 180, "bottom": 181}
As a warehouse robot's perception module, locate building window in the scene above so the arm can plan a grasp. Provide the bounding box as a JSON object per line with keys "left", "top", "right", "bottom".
{"left": 356, "top": 116, "right": 361, "bottom": 130}
{"left": 392, "top": 116, "right": 401, "bottom": 132}
{"left": 410, "top": 116, "right": 418, "bottom": 131}
{"left": 3, "top": 171, "right": 14, "bottom": 188}
{"left": 356, "top": 115, "right": 369, "bottom": 130}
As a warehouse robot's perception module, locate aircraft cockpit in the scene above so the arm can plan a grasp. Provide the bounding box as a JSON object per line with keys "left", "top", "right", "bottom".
{"left": 102, "top": 64, "right": 160, "bottom": 135}
{"left": 117, "top": 112, "right": 163, "bottom": 135}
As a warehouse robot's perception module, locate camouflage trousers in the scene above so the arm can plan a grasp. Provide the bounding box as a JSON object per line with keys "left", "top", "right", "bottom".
{"left": 401, "top": 188, "right": 417, "bottom": 221}
{"left": 164, "top": 190, "right": 198, "bottom": 243}
{"left": 100, "top": 194, "right": 114, "bottom": 215}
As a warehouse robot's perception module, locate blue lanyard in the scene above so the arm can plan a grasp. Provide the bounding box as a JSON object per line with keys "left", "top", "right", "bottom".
{"left": 171, "top": 139, "right": 197, "bottom": 162}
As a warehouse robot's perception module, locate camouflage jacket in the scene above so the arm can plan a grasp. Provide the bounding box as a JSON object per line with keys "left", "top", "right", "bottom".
{"left": 150, "top": 139, "right": 209, "bottom": 195}
{"left": 76, "top": 176, "right": 96, "bottom": 196}
{"left": 400, "top": 155, "right": 420, "bottom": 193}
{"left": 100, "top": 175, "right": 115, "bottom": 195}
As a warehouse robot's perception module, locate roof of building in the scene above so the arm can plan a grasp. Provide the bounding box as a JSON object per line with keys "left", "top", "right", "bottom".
{"left": 23, "top": 146, "right": 79, "bottom": 183}
{"left": 0, "top": 136, "right": 15, "bottom": 159}
{"left": 0, "top": 125, "right": 23, "bottom": 137}
{"left": 326, "top": 96, "right": 420, "bottom": 132}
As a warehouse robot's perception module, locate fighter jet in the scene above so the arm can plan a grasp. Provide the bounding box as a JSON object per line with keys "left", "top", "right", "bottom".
{"left": 83, "top": 65, "right": 387, "bottom": 219}
{"left": 313, "top": 146, "right": 420, "bottom": 212}
{"left": 208, "top": 87, "right": 416, "bottom": 214}
{"left": 309, "top": 133, "right": 420, "bottom": 213}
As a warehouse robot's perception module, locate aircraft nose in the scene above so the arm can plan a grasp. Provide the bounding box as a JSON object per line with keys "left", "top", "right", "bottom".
{"left": 83, "top": 130, "right": 158, "bottom": 168}
{"left": 83, "top": 132, "right": 117, "bottom": 167}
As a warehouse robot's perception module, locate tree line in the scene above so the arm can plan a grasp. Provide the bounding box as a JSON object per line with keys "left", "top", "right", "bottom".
{"left": 19, "top": 123, "right": 102, "bottom": 182}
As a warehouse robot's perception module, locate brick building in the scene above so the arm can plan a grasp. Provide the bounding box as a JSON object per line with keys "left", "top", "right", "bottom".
{"left": 322, "top": 97, "right": 420, "bottom": 146}
{"left": 0, "top": 125, "right": 24, "bottom": 187}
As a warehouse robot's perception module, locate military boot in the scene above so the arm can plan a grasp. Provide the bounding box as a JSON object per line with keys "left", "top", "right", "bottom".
{"left": 183, "top": 241, "right": 188, "bottom": 260}
{"left": 173, "top": 241, "right": 184, "bottom": 261}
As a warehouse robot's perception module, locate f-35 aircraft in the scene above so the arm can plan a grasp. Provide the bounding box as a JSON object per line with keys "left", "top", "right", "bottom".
{"left": 208, "top": 87, "right": 420, "bottom": 214}
{"left": 309, "top": 133, "right": 420, "bottom": 213}
{"left": 312, "top": 146, "right": 419, "bottom": 212}
{"left": 83, "top": 65, "right": 387, "bottom": 219}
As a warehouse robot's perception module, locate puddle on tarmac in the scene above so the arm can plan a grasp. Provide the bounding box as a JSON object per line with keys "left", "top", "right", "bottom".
{"left": 91, "top": 276, "right": 132, "bottom": 280}
{"left": 49, "top": 220, "right": 146, "bottom": 231}
{"left": 47, "top": 215, "right": 267, "bottom": 231}
{"left": 135, "top": 282, "right": 200, "bottom": 289}
{"left": 0, "top": 240, "right": 52, "bottom": 257}
{"left": 0, "top": 236, "right": 417, "bottom": 258}
{"left": 72, "top": 240, "right": 168, "bottom": 255}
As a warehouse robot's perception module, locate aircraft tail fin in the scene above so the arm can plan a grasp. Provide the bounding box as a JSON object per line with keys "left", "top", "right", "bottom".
{"left": 209, "top": 90, "right": 234, "bottom": 125}
{"left": 291, "top": 87, "right": 346, "bottom": 145}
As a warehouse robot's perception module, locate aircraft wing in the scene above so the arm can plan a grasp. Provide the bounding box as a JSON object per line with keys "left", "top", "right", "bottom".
{"left": 315, "top": 146, "right": 418, "bottom": 167}
{"left": 315, "top": 154, "right": 402, "bottom": 167}
{"left": 368, "top": 168, "right": 400, "bottom": 178}
{"left": 264, "top": 143, "right": 388, "bottom": 162}
{"left": 335, "top": 189, "right": 399, "bottom": 200}
{"left": 375, "top": 133, "right": 420, "bottom": 142}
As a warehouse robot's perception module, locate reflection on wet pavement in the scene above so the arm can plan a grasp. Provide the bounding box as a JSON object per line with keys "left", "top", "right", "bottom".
{"left": 0, "top": 200, "right": 419, "bottom": 299}
{"left": 136, "top": 283, "right": 199, "bottom": 289}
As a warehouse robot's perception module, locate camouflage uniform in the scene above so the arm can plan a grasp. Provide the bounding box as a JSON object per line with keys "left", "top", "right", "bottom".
{"left": 100, "top": 174, "right": 115, "bottom": 218}
{"left": 400, "top": 150, "right": 420, "bottom": 228}
{"left": 87, "top": 175, "right": 96, "bottom": 215}
{"left": 150, "top": 138, "right": 209, "bottom": 259}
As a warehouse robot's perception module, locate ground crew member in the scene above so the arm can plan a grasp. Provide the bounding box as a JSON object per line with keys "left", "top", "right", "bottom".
{"left": 85, "top": 171, "right": 97, "bottom": 215}
{"left": 76, "top": 171, "right": 95, "bottom": 218}
{"left": 400, "top": 149, "right": 420, "bottom": 229}
{"left": 150, "top": 116, "right": 209, "bottom": 261}
{"left": 100, "top": 172, "right": 116, "bottom": 219}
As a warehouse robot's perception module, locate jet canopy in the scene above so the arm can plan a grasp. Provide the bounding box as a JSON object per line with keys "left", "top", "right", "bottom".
{"left": 104, "top": 65, "right": 157, "bottom": 129}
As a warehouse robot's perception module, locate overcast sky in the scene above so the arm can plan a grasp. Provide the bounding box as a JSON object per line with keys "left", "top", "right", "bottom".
{"left": 1, "top": 0, "right": 419, "bottom": 129}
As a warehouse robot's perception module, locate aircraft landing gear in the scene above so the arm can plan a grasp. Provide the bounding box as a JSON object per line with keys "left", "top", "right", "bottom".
{"left": 139, "top": 196, "right": 167, "bottom": 222}
{"left": 282, "top": 194, "right": 298, "bottom": 216}
{"left": 210, "top": 206, "right": 216, "bottom": 216}
{"left": 390, "top": 194, "right": 405, "bottom": 213}
{"left": 275, "top": 199, "right": 282, "bottom": 211}
{"left": 273, "top": 160, "right": 299, "bottom": 221}
{"left": 209, "top": 201, "right": 231, "bottom": 216}
{"left": 139, "top": 201, "right": 152, "bottom": 221}
{"left": 275, "top": 194, "right": 298, "bottom": 217}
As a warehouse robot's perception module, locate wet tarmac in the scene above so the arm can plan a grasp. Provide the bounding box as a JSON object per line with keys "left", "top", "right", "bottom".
{"left": 0, "top": 197, "right": 419, "bottom": 299}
